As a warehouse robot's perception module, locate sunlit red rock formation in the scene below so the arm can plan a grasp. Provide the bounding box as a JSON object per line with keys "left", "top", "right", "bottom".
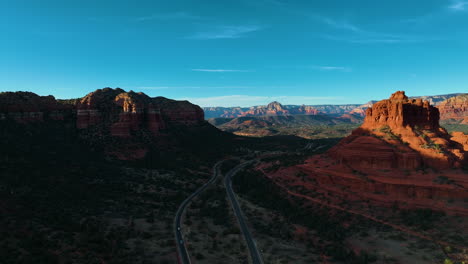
{"left": 438, "top": 94, "right": 468, "bottom": 124}
{"left": 330, "top": 91, "right": 466, "bottom": 170}
{"left": 76, "top": 88, "right": 203, "bottom": 137}
{"left": 451, "top": 132, "right": 468, "bottom": 151}
{"left": 262, "top": 91, "right": 468, "bottom": 216}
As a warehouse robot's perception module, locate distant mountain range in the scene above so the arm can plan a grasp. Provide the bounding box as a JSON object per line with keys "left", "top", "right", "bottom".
{"left": 203, "top": 101, "right": 361, "bottom": 118}
{"left": 203, "top": 93, "right": 465, "bottom": 119}
{"left": 206, "top": 93, "right": 468, "bottom": 138}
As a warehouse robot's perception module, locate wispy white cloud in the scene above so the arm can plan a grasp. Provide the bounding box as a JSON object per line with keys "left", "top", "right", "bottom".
{"left": 317, "top": 17, "right": 363, "bottom": 33}
{"left": 136, "top": 12, "right": 201, "bottom": 21}
{"left": 188, "top": 25, "right": 263, "bottom": 39}
{"left": 312, "top": 66, "right": 352, "bottom": 72}
{"left": 179, "top": 95, "right": 342, "bottom": 107}
{"left": 314, "top": 16, "right": 433, "bottom": 44}
{"left": 449, "top": 0, "right": 468, "bottom": 10}
{"left": 191, "top": 69, "right": 252, "bottom": 72}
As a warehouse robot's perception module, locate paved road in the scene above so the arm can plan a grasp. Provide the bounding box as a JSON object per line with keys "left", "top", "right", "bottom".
{"left": 174, "top": 161, "right": 224, "bottom": 264}
{"left": 225, "top": 161, "right": 264, "bottom": 264}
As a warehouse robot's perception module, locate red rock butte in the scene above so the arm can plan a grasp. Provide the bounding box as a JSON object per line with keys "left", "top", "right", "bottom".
{"left": 330, "top": 91, "right": 466, "bottom": 170}
{"left": 264, "top": 91, "right": 468, "bottom": 215}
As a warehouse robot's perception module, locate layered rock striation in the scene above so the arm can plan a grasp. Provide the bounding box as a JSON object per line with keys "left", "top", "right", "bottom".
{"left": 438, "top": 94, "right": 468, "bottom": 124}
{"left": 76, "top": 88, "right": 203, "bottom": 137}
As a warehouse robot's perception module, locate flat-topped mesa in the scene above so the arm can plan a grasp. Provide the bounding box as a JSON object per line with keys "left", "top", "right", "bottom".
{"left": 330, "top": 91, "right": 466, "bottom": 170}
{"left": 361, "top": 91, "right": 439, "bottom": 131}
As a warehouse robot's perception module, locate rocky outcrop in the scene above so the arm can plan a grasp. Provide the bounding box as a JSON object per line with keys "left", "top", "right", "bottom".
{"left": 361, "top": 91, "right": 439, "bottom": 131}
{"left": 438, "top": 94, "right": 468, "bottom": 124}
{"left": 329, "top": 91, "right": 466, "bottom": 170}
{"left": 76, "top": 88, "right": 203, "bottom": 137}
{"left": 262, "top": 91, "right": 468, "bottom": 216}
{"left": 0, "top": 91, "right": 72, "bottom": 122}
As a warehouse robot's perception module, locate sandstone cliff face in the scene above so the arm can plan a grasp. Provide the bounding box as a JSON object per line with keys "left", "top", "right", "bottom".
{"left": 361, "top": 91, "right": 439, "bottom": 131}
{"left": 0, "top": 92, "right": 72, "bottom": 122}
{"left": 438, "top": 94, "right": 468, "bottom": 124}
{"left": 329, "top": 91, "right": 466, "bottom": 170}
{"left": 76, "top": 88, "right": 203, "bottom": 137}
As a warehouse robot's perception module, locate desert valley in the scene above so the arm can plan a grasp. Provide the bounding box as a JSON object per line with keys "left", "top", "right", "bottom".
{"left": 2, "top": 1, "right": 468, "bottom": 263}
{"left": 1, "top": 88, "right": 467, "bottom": 264}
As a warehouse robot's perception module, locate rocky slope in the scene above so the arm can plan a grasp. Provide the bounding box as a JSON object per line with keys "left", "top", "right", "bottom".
{"left": 332, "top": 91, "right": 465, "bottom": 170}
{"left": 263, "top": 91, "right": 468, "bottom": 215}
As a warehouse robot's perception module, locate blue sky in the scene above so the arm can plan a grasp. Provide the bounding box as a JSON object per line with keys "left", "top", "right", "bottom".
{"left": 1, "top": 0, "right": 467, "bottom": 106}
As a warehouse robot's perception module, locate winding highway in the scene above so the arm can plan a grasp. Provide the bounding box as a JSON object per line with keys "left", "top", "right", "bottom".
{"left": 225, "top": 161, "right": 264, "bottom": 264}
{"left": 174, "top": 160, "right": 223, "bottom": 264}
